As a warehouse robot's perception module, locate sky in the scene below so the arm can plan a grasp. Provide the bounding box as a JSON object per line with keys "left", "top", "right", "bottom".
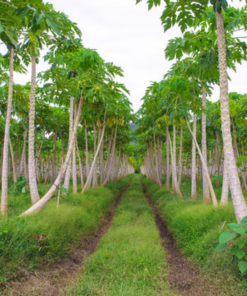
{"left": 2, "top": 0, "right": 247, "bottom": 112}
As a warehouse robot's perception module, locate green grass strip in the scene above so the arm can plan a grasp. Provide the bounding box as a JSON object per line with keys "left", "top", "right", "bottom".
{"left": 67, "top": 175, "right": 173, "bottom": 296}
{"left": 0, "top": 176, "right": 132, "bottom": 281}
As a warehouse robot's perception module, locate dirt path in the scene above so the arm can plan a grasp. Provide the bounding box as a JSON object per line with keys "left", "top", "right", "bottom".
{"left": 2, "top": 185, "right": 130, "bottom": 296}
{"left": 142, "top": 183, "right": 224, "bottom": 296}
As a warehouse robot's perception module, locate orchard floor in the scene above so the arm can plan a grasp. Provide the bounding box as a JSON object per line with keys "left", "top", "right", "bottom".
{"left": 3, "top": 175, "right": 244, "bottom": 296}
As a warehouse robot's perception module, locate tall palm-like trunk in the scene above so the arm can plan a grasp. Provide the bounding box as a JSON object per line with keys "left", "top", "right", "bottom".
{"left": 178, "top": 125, "right": 183, "bottom": 188}
{"left": 202, "top": 86, "right": 210, "bottom": 203}
{"left": 99, "top": 127, "right": 104, "bottom": 184}
{"left": 114, "top": 145, "right": 121, "bottom": 180}
{"left": 28, "top": 56, "right": 40, "bottom": 205}
{"left": 216, "top": 8, "right": 247, "bottom": 222}
{"left": 63, "top": 97, "right": 74, "bottom": 195}
{"left": 92, "top": 125, "right": 98, "bottom": 187}
{"left": 221, "top": 159, "right": 229, "bottom": 204}
{"left": 20, "top": 95, "right": 84, "bottom": 216}
{"left": 102, "top": 124, "right": 118, "bottom": 186}
{"left": 168, "top": 126, "right": 182, "bottom": 197}
{"left": 1, "top": 45, "right": 14, "bottom": 216}
{"left": 72, "top": 103, "right": 77, "bottom": 193}
{"left": 84, "top": 122, "right": 89, "bottom": 178}
{"left": 76, "top": 139, "right": 84, "bottom": 189}
{"left": 186, "top": 118, "right": 218, "bottom": 206}
{"left": 191, "top": 112, "right": 197, "bottom": 200}
{"left": 166, "top": 126, "right": 170, "bottom": 189}
{"left": 72, "top": 144, "right": 77, "bottom": 193}
{"left": 9, "top": 135, "right": 17, "bottom": 183}
{"left": 154, "top": 135, "right": 161, "bottom": 186}
{"left": 82, "top": 114, "right": 106, "bottom": 193}
{"left": 103, "top": 130, "right": 113, "bottom": 181}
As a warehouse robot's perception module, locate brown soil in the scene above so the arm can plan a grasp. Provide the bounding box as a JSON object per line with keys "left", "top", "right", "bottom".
{"left": 2, "top": 185, "right": 129, "bottom": 296}
{"left": 142, "top": 184, "right": 232, "bottom": 296}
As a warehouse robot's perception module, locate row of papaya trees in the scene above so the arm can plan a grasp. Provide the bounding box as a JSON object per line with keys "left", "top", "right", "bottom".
{"left": 135, "top": 0, "right": 247, "bottom": 223}
{"left": 0, "top": 0, "right": 135, "bottom": 218}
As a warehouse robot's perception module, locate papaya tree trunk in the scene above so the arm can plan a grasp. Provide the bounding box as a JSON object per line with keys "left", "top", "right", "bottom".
{"left": 102, "top": 124, "right": 118, "bottom": 186}
{"left": 76, "top": 139, "right": 84, "bottom": 190}
{"left": 9, "top": 135, "right": 17, "bottom": 183}
{"left": 166, "top": 126, "right": 170, "bottom": 189}
{"left": 178, "top": 125, "right": 183, "bottom": 188}
{"left": 72, "top": 103, "right": 77, "bottom": 193}
{"left": 216, "top": 8, "right": 247, "bottom": 222}
{"left": 20, "top": 95, "right": 84, "bottom": 216}
{"left": 168, "top": 127, "right": 182, "bottom": 197}
{"left": 63, "top": 97, "right": 74, "bottom": 195}
{"left": 92, "top": 125, "right": 98, "bottom": 187}
{"left": 202, "top": 85, "right": 210, "bottom": 203}
{"left": 191, "top": 112, "right": 197, "bottom": 200}
{"left": 221, "top": 159, "right": 229, "bottom": 204}
{"left": 100, "top": 127, "right": 104, "bottom": 184}
{"left": 82, "top": 113, "right": 106, "bottom": 193}
{"left": 186, "top": 118, "right": 218, "bottom": 206}
{"left": 28, "top": 55, "right": 40, "bottom": 205}
{"left": 1, "top": 45, "right": 14, "bottom": 216}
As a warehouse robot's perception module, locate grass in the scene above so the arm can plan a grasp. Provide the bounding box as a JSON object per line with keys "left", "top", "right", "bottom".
{"left": 67, "top": 175, "right": 174, "bottom": 296}
{"left": 0, "top": 175, "right": 132, "bottom": 282}
{"left": 142, "top": 175, "right": 245, "bottom": 294}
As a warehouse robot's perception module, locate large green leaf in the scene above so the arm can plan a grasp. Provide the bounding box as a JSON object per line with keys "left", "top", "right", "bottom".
{"left": 231, "top": 248, "right": 245, "bottom": 259}
{"left": 241, "top": 216, "right": 247, "bottom": 224}
{"left": 219, "top": 231, "right": 236, "bottom": 243}
{"left": 238, "top": 261, "right": 247, "bottom": 275}
{"left": 215, "top": 242, "right": 227, "bottom": 251}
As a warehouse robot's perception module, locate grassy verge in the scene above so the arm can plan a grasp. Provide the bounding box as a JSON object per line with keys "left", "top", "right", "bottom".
{"left": 67, "top": 175, "right": 173, "bottom": 296}
{"left": 141, "top": 175, "right": 244, "bottom": 294}
{"left": 0, "top": 175, "right": 132, "bottom": 283}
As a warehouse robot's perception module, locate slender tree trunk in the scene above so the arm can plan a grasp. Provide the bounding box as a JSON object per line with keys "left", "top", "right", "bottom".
{"left": 100, "top": 127, "right": 104, "bottom": 184}
{"left": 103, "top": 130, "right": 113, "bottom": 181}
{"left": 72, "top": 145, "right": 77, "bottom": 193}
{"left": 84, "top": 122, "right": 89, "bottom": 178}
{"left": 63, "top": 97, "right": 74, "bottom": 195}
{"left": 216, "top": 8, "right": 247, "bottom": 222}
{"left": 1, "top": 46, "right": 14, "bottom": 216}
{"left": 28, "top": 56, "right": 40, "bottom": 205}
{"left": 191, "top": 112, "right": 197, "bottom": 200}
{"left": 221, "top": 159, "right": 229, "bottom": 204}
{"left": 102, "top": 124, "right": 118, "bottom": 186}
{"left": 186, "top": 118, "right": 218, "bottom": 206}
{"left": 76, "top": 139, "right": 84, "bottom": 190}
{"left": 166, "top": 126, "right": 170, "bottom": 188}
{"left": 20, "top": 95, "right": 84, "bottom": 216}
{"left": 92, "top": 125, "right": 98, "bottom": 187}
{"left": 72, "top": 103, "right": 77, "bottom": 193}
{"left": 202, "top": 85, "right": 210, "bottom": 202}
{"left": 61, "top": 135, "right": 64, "bottom": 164}
{"left": 154, "top": 135, "right": 162, "bottom": 186}
{"left": 178, "top": 125, "right": 183, "bottom": 188}
{"left": 82, "top": 114, "right": 106, "bottom": 193}
{"left": 168, "top": 127, "right": 182, "bottom": 197}
{"left": 9, "top": 135, "right": 17, "bottom": 183}
{"left": 114, "top": 145, "right": 121, "bottom": 180}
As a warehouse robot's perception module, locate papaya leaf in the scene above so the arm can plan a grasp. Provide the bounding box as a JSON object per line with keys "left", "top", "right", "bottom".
{"left": 219, "top": 231, "right": 236, "bottom": 244}
{"left": 241, "top": 216, "right": 247, "bottom": 224}
{"left": 215, "top": 242, "right": 227, "bottom": 251}
{"left": 238, "top": 261, "right": 247, "bottom": 275}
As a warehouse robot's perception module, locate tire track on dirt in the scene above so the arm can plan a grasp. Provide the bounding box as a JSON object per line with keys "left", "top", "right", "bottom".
{"left": 142, "top": 183, "right": 223, "bottom": 296}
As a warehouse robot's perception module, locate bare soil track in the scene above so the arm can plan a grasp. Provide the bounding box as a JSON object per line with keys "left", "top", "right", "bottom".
{"left": 1, "top": 184, "right": 130, "bottom": 296}
{"left": 141, "top": 183, "right": 234, "bottom": 296}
